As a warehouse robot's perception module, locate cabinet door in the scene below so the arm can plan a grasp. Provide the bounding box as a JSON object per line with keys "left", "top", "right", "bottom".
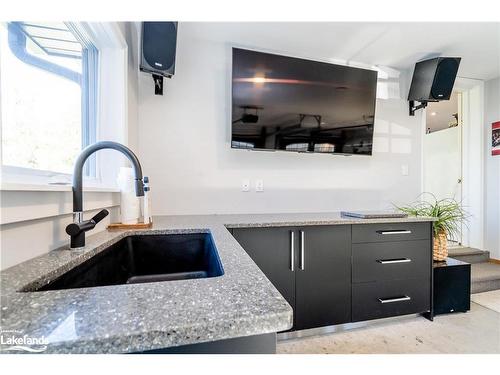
{"left": 295, "top": 225, "right": 351, "bottom": 330}
{"left": 232, "top": 227, "right": 296, "bottom": 312}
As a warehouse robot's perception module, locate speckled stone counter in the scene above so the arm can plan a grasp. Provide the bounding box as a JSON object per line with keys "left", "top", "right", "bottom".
{"left": 0, "top": 212, "right": 433, "bottom": 353}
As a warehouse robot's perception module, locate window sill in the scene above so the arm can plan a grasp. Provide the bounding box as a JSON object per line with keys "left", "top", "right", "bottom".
{"left": 1, "top": 182, "right": 120, "bottom": 193}
{"left": 1, "top": 182, "right": 121, "bottom": 225}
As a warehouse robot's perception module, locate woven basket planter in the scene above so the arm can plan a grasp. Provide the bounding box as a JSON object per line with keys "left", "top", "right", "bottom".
{"left": 433, "top": 230, "right": 448, "bottom": 261}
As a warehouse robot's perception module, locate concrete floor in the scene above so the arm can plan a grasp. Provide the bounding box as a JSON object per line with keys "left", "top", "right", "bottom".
{"left": 277, "top": 303, "right": 500, "bottom": 354}
{"left": 471, "top": 290, "right": 500, "bottom": 312}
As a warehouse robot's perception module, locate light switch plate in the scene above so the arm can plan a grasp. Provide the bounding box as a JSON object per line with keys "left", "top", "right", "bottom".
{"left": 255, "top": 179, "right": 264, "bottom": 192}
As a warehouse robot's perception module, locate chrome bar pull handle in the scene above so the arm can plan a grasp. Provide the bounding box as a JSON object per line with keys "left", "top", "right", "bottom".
{"left": 300, "top": 230, "right": 305, "bottom": 270}
{"left": 377, "top": 258, "right": 412, "bottom": 264}
{"left": 378, "top": 296, "right": 411, "bottom": 304}
{"left": 290, "top": 231, "right": 295, "bottom": 272}
{"left": 376, "top": 230, "right": 412, "bottom": 235}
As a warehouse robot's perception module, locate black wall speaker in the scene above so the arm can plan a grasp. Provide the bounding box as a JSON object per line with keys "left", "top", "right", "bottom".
{"left": 140, "top": 22, "right": 178, "bottom": 78}
{"left": 408, "top": 57, "right": 461, "bottom": 102}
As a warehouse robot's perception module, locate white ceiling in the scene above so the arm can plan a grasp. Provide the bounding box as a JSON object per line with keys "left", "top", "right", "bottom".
{"left": 187, "top": 22, "right": 500, "bottom": 81}
{"left": 426, "top": 92, "right": 459, "bottom": 133}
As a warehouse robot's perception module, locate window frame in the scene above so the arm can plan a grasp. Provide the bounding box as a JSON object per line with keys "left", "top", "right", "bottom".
{"left": 1, "top": 22, "right": 128, "bottom": 192}
{"left": 0, "top": 22, "right": 99, "bottom": 185}
{"left": 68, "top": 22, "right": 99, "bottom": 178}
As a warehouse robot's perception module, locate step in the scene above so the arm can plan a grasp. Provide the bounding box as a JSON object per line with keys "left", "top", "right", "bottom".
{"left": 471, "top": 262, "right": 500, "bottom": 294}
{"left": 448, "top": 247, "right": 490, "bottom": 264}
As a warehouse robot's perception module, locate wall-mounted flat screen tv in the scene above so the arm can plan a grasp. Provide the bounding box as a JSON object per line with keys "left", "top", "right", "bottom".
{"left": 231, "top": 48, "right": 378, "bottom": 155}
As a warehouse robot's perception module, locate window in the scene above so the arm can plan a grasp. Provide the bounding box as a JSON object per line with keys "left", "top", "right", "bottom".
{"left": 0, "top": 22, "right": 98, "bottom": 177}
{"left": 285, "top": 143, "right": 309, "bottom": 152}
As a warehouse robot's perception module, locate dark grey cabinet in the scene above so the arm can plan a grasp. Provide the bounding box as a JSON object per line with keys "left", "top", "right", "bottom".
{"left": 352, "top": 277, "right": 431, "bottom": 321}
{"left": 351, "top": 222, "right": 432, "bottom": 322}
{"left": 295, "top": 226, "right": 351, "bottom": 330}
{"left": 352, "top": 240, "right": 431, "bottom": 283}
{"left": 231, "top": 227, "right": 296, "bottom": 310}
{"left": 352, "top": 222, "right": 430, "bottom": 243}
{"left": 231, "top": 222, "right": 432, "bottom": 332}
{"left": 232, "top": 225, "right": 351, "bottom": 330}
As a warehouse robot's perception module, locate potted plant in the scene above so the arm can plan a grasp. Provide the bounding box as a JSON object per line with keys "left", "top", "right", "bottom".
{"left": 396, "top": 194, "right": 468, "bottom": 261}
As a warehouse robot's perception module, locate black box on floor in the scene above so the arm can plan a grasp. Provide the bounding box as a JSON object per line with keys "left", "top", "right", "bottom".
{"left": 433, "top": 257, "right": 471, "bottom": 316}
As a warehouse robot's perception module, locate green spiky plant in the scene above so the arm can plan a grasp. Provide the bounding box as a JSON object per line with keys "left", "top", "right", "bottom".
{"left": 395, "top": 193, "right": 468, "bottom": 239}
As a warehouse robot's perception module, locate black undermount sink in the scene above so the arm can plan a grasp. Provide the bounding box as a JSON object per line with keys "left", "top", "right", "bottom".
{"left": 32, "top": 233, "right": 224, "bottom": 291}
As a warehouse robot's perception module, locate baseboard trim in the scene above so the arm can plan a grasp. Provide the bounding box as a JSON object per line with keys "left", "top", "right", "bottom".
{"left": 489, "top": 258, "right": 500, "bottom": 265}
{"left": 277, "top": 313, "right": 423, "bottom": 341}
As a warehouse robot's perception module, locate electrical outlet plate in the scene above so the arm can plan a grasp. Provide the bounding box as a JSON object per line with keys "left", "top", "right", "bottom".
{"left": 241, "top": 179, "right": 250, "bottom": 192}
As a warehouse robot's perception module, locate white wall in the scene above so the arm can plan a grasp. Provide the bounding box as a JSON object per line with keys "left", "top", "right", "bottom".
{"left": 0, "top": 191, "right": 119, "bottom": 270}
{"left": 484, "top": 77, "right": 500, "bottom": 259}
{"left": 137, "top": 23, "right": 424, "bottom": 216}
{"left": 117, "top": 22, "right": 140, "bottom": 152}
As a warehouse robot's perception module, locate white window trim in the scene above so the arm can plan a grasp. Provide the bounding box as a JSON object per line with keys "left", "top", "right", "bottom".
{"left": 0, "top": 22, "right": 129, "bottom": 192}
{"left": 86, "top": 22, "right": 130, "bottom": 190}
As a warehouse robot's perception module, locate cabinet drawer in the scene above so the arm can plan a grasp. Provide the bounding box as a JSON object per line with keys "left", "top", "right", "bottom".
{"left": 352, "top": 240, "right": 431, "bottom": 283}
{"left": 352, "top": 278, "right": 431, "bottom": 322}
{"left": 352, "top": 222, "right": 431, "bottom": 244}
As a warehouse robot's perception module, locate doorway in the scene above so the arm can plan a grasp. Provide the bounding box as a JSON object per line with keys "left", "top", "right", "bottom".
{"left": 423, "top": 91, "right": 463, "bottom": 245}
{"left": 422, "top": 78, "right": 485, "bottom": 251}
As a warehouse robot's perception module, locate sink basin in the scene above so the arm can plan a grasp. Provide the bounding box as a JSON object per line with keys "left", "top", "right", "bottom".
{"left": 33, "top": 233, "right": 224, "bottom": 291}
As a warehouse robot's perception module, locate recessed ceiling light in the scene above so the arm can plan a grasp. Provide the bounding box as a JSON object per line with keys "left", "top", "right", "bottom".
{"left": 251, "top": 76, "right": 267, "bottom": 84}
{"left": 430, "top": 112, "right": 437, "bottom": 116}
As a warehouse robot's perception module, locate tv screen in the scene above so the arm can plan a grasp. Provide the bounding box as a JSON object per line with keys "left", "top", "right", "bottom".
{"left": 231, "top": 48, "right": 378, "bottom": 155}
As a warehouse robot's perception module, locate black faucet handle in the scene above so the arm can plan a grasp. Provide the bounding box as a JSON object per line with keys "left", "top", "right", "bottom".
{"left": 66, "top": 222, "right": 82, "bottom": 236}
{"left": 91, "top": 209, "right": 109, "bottom": 224}
{"left": 66, "top": 209, "right": 109, "bottom": 244}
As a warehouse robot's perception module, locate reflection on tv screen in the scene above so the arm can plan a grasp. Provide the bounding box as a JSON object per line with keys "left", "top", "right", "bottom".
{"left": 231, "top": 48, "right": 378, "bottom": 155}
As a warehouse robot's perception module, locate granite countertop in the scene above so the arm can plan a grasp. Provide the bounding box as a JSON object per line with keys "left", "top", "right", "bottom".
{"left": 0, "top": 212, "right": 434, "bottom": 353}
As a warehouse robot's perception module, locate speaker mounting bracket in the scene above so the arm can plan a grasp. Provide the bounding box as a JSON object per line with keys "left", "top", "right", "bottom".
{"left": 409, "top": 100, "right": 428, "bottom": 116}
{"left": 152, "top": 74, "right": 164, "bottom": 95}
